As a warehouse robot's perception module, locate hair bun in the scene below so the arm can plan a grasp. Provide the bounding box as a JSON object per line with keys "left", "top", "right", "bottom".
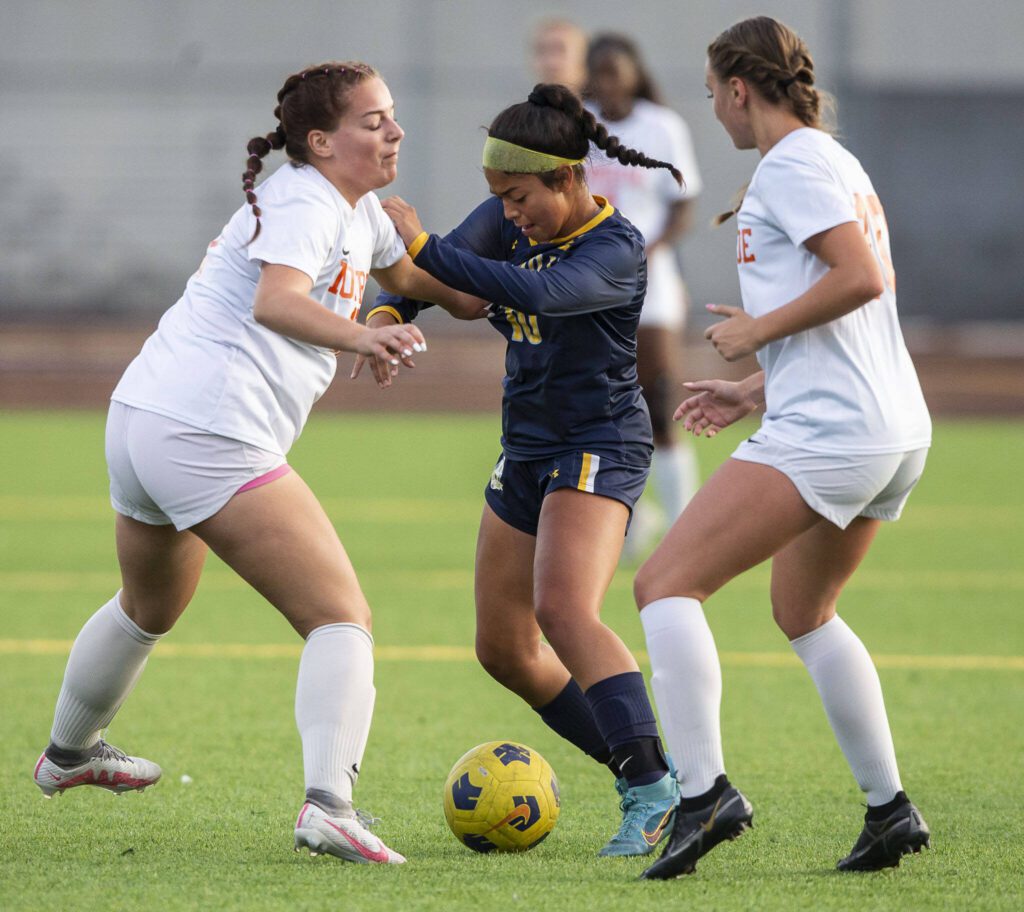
{"left": 527, "top": 89, "right": 550, "bottom": 107}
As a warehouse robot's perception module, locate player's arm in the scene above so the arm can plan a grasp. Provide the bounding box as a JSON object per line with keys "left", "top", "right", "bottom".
{"left": 371, "top": 256, "right": 489, "bottom": 321}
{"left": 382, "top": 196, "right": 638, "bottom": 317}
{"left": 252, "top": 263, "right": 425, "bottom": 387}
{"left": 366, "top": 197, "right": 506, "bottom": 326}
{"left": 704, "top": 221, "right": 884, "bottom": 362}
{"left": 673, "top": 370, "right": 765, "bottom": 438}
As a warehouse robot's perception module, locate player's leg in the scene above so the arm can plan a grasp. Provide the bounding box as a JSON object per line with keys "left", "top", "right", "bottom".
{"left": 474, "top": 503, "right": 619, "bottom": 775}
{"left": 36, "top": 515, "right": 206, "bottom": 797}
{"left": 192, "top": 470, "right": 403, "bottom": 863}
{"left": 636, "top": 458, "right": 820, "bottom": 878}
{"left": 773, "top": 518, "right": 930, "bottom": 870}
{"left": 533, "top": 487, "right": 676, "bottom": 856}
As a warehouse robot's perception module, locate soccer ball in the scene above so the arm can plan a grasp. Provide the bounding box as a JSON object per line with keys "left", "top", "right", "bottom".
{"left": 443, "top": 741, "right": 560, "bottom": 853}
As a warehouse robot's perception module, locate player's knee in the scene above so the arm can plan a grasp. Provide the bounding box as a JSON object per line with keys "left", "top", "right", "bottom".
{"left": 289, "top": 599, "right": 372, "bottom": 638}
{"left": 633, "top": 562, "right": 709, "bottom": 609}
{"left": 119, "top": 593, "right": 188, "bottom": 636}
{"left": 772, "top": 598, "right": 834, "bottom": 640}
{"left": 533, "top": 600, "right": 594, "bottom": 653}
{"left": 475, "top": 636, "right": 530, "bottom": 687}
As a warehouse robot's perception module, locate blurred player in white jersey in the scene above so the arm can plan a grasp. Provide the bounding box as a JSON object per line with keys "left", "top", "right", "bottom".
{"left": 32, "top": 61, "right": 483, "bottom": 865}
{"left": 585, "top": 34, "right": 703, "bottom": 555}
{"left": 634, "top": 17, "right": 932, "bottom": 879}
{"left": 531, "top": 17, "right": 588, "bottom": 96}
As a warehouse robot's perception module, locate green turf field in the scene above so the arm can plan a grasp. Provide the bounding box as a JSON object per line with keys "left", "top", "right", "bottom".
{"left": 1, "top": 412, "right": 1021, "bottom": 911}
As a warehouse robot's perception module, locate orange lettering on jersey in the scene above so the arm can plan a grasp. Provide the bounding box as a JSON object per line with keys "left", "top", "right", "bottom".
{"left": 853, "top": 193, "right": 896, "bottom": 291}
{"left": 328, "top": 259, "right": 370, "bottom": 314}
{"left": 737, "top": 227, "right": 756, "bottom": 264}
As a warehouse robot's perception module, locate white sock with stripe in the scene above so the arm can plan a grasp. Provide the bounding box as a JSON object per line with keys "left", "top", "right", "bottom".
{"left": 790, "top": 616, "right": 903, "bottom": 804}
{"left": 640, "top": 596, "right": 725, "bottom": 797}
{"left": 50, "top": 592, "right": 162, "bottom": 751}
{"left": 296, "top": 622, "right": 376, "bottom": 805}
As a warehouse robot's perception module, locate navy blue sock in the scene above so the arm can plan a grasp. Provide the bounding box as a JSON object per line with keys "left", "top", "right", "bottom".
{"left": 585, "top": 672, "right": 668, "bottom": 787}
{"left": 535, "top": 679, "right": 619, "bottom": 776}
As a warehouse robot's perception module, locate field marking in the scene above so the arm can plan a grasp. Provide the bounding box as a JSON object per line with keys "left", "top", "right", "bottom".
{"left": 2, "top": 567, "right": 1023, "bottom": 593}
{"left": 1, "top": 639, "right": 1021, "bottom": 671}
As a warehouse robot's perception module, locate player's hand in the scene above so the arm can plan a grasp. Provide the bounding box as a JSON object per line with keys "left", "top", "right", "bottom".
{"left": 381, "top": 196, "right": 425, "bottom": 248}
{"left": 704, "top": 304, "right": 763, "bottom": 362}
{"left": 351, "top": 318, "right": 426, "bottom": 389}
{"left": 352, "top": 310, "right": 401, "bottom": 386}
{"left": 673, "top": 378, "right": 758, "bottom": 438}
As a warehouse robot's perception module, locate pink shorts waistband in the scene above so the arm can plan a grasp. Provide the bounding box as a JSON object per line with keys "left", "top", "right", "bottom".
{"left": 237, "top": 463, "right": 292, "bottom": 494}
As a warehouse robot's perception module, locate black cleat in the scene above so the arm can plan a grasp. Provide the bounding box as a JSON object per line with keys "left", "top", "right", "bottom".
{"left": 837, "top": 798, "right": 930, "bottom": 871}
{"left": 639, "top": 783, "right": 753, "bottom": 880}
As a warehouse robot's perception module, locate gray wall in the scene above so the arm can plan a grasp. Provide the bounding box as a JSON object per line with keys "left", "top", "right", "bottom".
{"left": 2, "top": 0, "right": 1021, "bottom": 322}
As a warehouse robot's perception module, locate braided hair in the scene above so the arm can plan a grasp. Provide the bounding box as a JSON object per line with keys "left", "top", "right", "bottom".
{"left": 487, "top": 83, "right": 683, "bottom": 189}
{"left": 707, "top": 17, "right": 835, "bottom": 224}
{"left": 242, "top": 61, "right": 377, "bottom": 241}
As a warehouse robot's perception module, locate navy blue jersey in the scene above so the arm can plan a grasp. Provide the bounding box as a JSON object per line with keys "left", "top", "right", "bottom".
{"left": 370, "top": 196, "right": 653, "bottom": 464}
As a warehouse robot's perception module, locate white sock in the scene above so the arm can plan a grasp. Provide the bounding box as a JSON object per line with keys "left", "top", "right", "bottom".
{"left": 790, "top": 615, "right": 903, "bottom": 805}
{"left": 295, "top": 622, "right": 376, "bottom": 805}
{"left": 652, "top": 443, "right": 700, "bottom": 521}
{"left": 50, "top": 592, "right": 162, "bottom": 751}
{"left": 641, "top": 597, "right": 725, "bottom": 797}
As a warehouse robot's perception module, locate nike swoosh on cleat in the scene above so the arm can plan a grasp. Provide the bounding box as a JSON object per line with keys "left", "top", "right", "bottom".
{"left": 642, "top": 807, "right": 675, "bottom": 845}
{"left": 700, "top": 796, "right": 724, "bottom": 833}
{"left": 323, "top": 818, "right": 390, "bottom": 863}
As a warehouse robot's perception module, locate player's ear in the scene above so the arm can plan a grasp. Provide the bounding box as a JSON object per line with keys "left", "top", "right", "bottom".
{"left": 551, "top": 165, "right": 575, "bottom": 193}
{"left": 730, "top": 76, "right": 748, "bottom": 106}
{"left": 307, "top": 129, "right": 332, "bottom": 160}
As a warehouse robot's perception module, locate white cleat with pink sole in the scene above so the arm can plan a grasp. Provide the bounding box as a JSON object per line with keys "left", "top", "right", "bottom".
{"left": 294, "top": 802, "right": 406, "bottom": 864}
{"left": 34, "top": 741, "right": 162, "bottom": 798}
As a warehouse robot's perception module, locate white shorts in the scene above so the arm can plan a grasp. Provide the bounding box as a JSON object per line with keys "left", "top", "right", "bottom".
{"left": 105, "top": 401, "right": 288, "bottom": 531}
{"left": 639, "top": 250, "right": 687, "bottom": 329}
{"left": 731, "top": 432, "right": 928, "bottom": 529}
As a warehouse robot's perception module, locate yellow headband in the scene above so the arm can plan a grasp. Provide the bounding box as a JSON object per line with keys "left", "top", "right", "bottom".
{"left": 482, "top": 136, "right": 584, "bottom": 173}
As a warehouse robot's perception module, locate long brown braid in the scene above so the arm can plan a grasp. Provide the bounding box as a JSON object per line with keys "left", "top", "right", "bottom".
{"left": 243, "top": 62, "right": 377, "bottom": 241}
{"left": 488, "top": 83, "right": 684, "bottom": 189}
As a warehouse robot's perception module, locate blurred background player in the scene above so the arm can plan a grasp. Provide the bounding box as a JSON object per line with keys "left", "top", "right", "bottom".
{"left": 365, "top": 84, "right": 683, "bottom": 857}
{"left": 634, "top": 17, "right": 932, "bottom": 879}
{"left": 530, "top": 17, "right": 588, "bottom": 96}
{"left": 585, "top": 34, "right": 704, "bottom": 557}
{"left": 31, "top": 61, "right": 483, "bottom": 866}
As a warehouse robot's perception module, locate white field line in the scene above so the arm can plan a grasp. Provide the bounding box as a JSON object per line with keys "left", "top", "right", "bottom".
{"left": 0, "top": 638, "right": 1020, "bottom": 671}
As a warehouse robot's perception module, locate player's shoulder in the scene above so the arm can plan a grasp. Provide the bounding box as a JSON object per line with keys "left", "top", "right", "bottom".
{"left": 754, "top": 128, "right": 847, "bottom": 182}
{"left": 263, "top": 162, "right": 345, "bottom": 214}
{"left": 580, "top": 202, "right": 646, "bottom": 258}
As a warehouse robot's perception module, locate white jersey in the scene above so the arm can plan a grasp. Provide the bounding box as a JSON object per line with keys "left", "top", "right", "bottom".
{"left": 112, "top": 162, "right": 406, "bottom": 455}
{"left": 586, "top": 99, "right": 702, "bottom": 327}
{"left": 737, "top": 127, "right": 931, "bottom": 455}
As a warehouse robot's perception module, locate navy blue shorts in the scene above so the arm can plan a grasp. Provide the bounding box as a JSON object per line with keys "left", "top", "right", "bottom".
{"left": 483, "top": 450, "right": 650, "bottom": 537}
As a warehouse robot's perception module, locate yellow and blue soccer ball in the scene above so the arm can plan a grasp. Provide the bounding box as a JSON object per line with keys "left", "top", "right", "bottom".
{"left": 443, "top": 741, "right": 560, "bottom": 852}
